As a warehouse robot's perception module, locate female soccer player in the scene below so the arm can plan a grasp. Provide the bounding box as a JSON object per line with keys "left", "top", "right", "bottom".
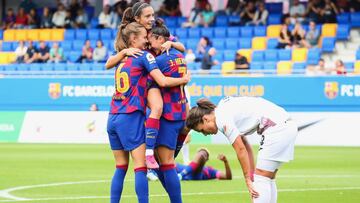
{"left": 107, "top": 21, "right": 189, "bottom": 203}
{"left": 186, "top": 96, "right": 298, "bottom": 203}
{"left": 105, "top": 2, "right": 187, "bottom": 169}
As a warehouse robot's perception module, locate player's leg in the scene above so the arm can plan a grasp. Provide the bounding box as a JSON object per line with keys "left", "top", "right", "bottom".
{"left": 270, "top": 169, "right": 279, "bottom": 203}
{"left": 145, "top": 88, "right": 163, "bottom": 169}
{"left": 131, "top": 143, "right": 148, "bottom": 203}
{"left": 181, "top": 142, "right": 190, "bottom": 164}
{"left": 178, "top": 148, "right": 208, "bottom": 179}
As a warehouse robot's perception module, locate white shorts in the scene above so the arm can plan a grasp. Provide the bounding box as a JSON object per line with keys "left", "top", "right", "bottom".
{"left": 257, "top": 120, "right": 298, "bottom": 163}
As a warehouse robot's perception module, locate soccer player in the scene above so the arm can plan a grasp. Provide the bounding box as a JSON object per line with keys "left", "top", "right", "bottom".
{"left": 177, "top": 148, "right": 232, "bottom": 181}
{"left": 107, "top": 21, "right": 189, "bottom": 203}
{"left": 105, "top": 2, "right": 186, "bottom": 169}
{"left": 186, "top": 97, "right": 298, "bottom": 203}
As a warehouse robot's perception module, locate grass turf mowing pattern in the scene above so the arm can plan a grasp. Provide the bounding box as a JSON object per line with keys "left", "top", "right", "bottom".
{"left": 0, "top": 143, "right": 359, "bottom": 202}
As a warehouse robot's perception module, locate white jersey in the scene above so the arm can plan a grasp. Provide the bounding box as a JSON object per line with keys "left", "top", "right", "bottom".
{"left": 215, "top": 96, "right": 290, "bottom": 144}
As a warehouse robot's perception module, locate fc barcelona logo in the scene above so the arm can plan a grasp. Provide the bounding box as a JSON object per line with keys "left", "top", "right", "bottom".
{"left": 324, "top": 82, "right": 339, "bottom": 99}
{"left": 49, "top": 83, "right": 61, "bottom": 99}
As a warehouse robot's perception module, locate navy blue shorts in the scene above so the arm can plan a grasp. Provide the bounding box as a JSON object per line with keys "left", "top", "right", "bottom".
{"left": 155, "top": 117, "right": 185, "bottom": 150}
{"left": 107, "top": 111, "right": 145, "bottom": 151}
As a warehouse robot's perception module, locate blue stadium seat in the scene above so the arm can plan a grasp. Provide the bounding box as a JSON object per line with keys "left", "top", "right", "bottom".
{"left": 164, "top": 17, "right": 177, "bottom": 28}
{"left": 90, "top": 18, "right": 99, "bottom": 28}
{"left": 240, "top": 27, "right": 253, "bottom": 38}
{"left": 212, "top": 64, "right": 222, "bottom": 70}
{"left": 41, "top": 63, "right": 54, "bottom": 71}
{"left": 214, "top": 28, "right": 227, "bottom": 38}
{"left": 321, "top": 37, "right": 336, "bottom": 52}
{"left": 88, "top": 29, "right": 100, "bottom": 40}
{"left": 188, "top": 28, "right": 201, "bottom": 38}
{"left": 267, "top": 38, "right": 278, "bottom": 49}
{"left": 213, "top": 40, "right": 225, "bottom": 50}
{"left": 78, "top": 63, "right": 91, "bottom": 71}
{"left": 225, "top": 38, "right": 239, "bottom": 50}
{"left": 356, "top": 49, "right": 360, "bottom": 60}
{"left": 266, "top": 3, "right": 283, "bottom": 13}
{"left": 91, "top": 63, "right": 105, "bottom": 71}
{"left": 336, "top": 24, "right": 350, "bottom": 40}
{"left": 250, "top": 62, "right": 263, "bottom": 70}
{"left": 337, "top": 13, "right": 350, "bottom": 24}
{"left": 344, "top": 62, "right": 354, "bottom": 70}
{"left": 64, "top": 29, "right": 75, "bottom": 40}
{"left": 267, "top": 14, "right": 282, "bottom": 25}
{"left": 223, "top": 50, "right": 236, "bottom": 61}
{"left": 68, "top": 51, "right": 82, "bottom": 62}
{"left": 75, "top": 29, "right": 88, "bottom": 40}
{"left": 61, "top": 41, "right": 72, "bottom": 51}
{"left": 100, "top": 29, "right": 112, "bottom": 40}
{"left": 307, "top": 48, "right": 321, "bottom": 65}
{"left": 215, "top": 16, "right": 228, "bottom": 27}
{"left": 186, "top": 62, "right": 197, "bottom": 70}
{"left": 105, "top": 40, "right": 114, "bottom": 51}
{"left": 254, "top": 26, "right": 266, "bottom": 36}
{"left": 292, "top": 62, "right": 306, "bottom": 70}
{"left": 228, "top": 15, "right": 240, "bottom": 24}
{"left": 4, "top": 64, "right": 17, "bottom": 71}
{"left": 85, "top": 6, "right": 95, "bottom": 20}
{"left": 252, "top": 51, "right": 264, "bottom": 62}
{"left": 66, "top": 63, "right": 79, "bottom": 71}
{"left": 264, "top": 49, "right": 278, "bottom": 62}
{"left": 17, "top": 63, "right": 30, "bottom": 71}
{"left": 278, "top": 49, "right": 291, "bottom": 61}
{"left": 227, "top": 27, "right": 240, "bottom": 38}
{"left": 175, "top": 28, "right": 188, "bottom": 39}
{"left": 350, "top": 12, "right": 360, "bottom": 27}
{"left": 2, "top": 42, "right": 13, "bottom": 51}
{"left": 186, "top": 39, "right": 198, "bottom": 51}
{"left": 0, "top": 29, "right": 3, "bottom": 40}
{"left": 73, "top": 40, "right": 85, "bottom": 51}
{"left": 168, "top": 28, "right": 175, "bottom": 36}
{"left": 177, "top": 17, "right": 187, "bottom": 27}
{"left": 90, "top": 40, "right": 97, "bottom": 48}
{"left": 200, "top": 27, "right": 214, "bottom": 38}
{"left": 213, "top": 50, "right": 223, "bottom": 62}
{"left": 263, "top": 61, "right": 277, "bottom": 71}
{"left": 239, "top": 38, "right": 252, "bottom": 49}
{"left": 53, "top": 63, "right": 67, "bottom": 71}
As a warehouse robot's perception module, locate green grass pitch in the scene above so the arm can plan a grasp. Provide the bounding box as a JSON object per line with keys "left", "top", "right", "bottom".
{"left": 0, "top": 143, "right": 359, "bottom": 202}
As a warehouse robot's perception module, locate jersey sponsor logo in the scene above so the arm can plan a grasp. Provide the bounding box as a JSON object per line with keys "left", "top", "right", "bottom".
{"left": 324, "top": 81, "right": 338, "bottom": 99}
{"left": 49, "top": 83, "right": 62, "bottom": 99}
{"left": 146, "top": 53, "right": 156, "bottom": 64}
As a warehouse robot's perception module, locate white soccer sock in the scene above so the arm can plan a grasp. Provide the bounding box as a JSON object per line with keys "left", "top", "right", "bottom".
{"left": 145, "top": 149, "right": 154, "bottom": 156}
{"left": 182, "top": 143, "right": 190, "bottom": 164}
{"left": 253, "top": 174, "right": 272, "bottom": 203}
{"left": 270, "top": 179, "right": 277, "bottom": 203}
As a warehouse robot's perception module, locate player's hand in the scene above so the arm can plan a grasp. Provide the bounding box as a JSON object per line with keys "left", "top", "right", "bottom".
{"left": 161, "top": 41, "right": 173, "bottom": 55}
{"left": 184, "top": 134, "right": 191, "bottom": 144}
{"left": 217, "top": 154, "right": 227, "bottom": 162}
{"left": 123, "top": 48, "right": 143, "bottom": 58}
{"left": 183, "top": 70, "right": 191, "bottom": 84}
{"left": 245, "top": 178, "right": 259, "bottom": 199}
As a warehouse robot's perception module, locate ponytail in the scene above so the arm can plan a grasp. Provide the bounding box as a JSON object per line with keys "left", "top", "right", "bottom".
{"left": 151, "top": 18, "right": 170, "bottom": 40}
{"left": 114, "top": 22, "right": 145, "bottom": 52}
{"left": 186, "top": 98, "right": 216, "bottom": 130}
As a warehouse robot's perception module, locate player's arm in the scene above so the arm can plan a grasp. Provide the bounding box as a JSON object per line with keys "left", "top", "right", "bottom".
{"left": 241, "top": 136, "right": 255, "bottom": 181}
{"left": 217, "top": 154, "right": 232, "bottom": 180}
{"left": 161, "top": 41, "right": 186, "bottom": 54}
{"left": 105, "top": 48, "right": 143, "bottom": 69}
{"left": 150, "top": 69, "right": 190, "bottom": 88}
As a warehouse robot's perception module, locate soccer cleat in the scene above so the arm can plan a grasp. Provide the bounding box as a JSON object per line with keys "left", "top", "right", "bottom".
{"left": 177, "top": 173, "right": 183, "bottom": 181}
{"left": 147, "top": 169, "right": 159, "bottom": 181}
{"left": 145, "top": 155, "right": 159, "bottom": 169}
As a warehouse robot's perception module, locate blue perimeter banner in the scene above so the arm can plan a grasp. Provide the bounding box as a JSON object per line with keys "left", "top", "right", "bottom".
{"left": 0, "top": 76, "right": 359, "bottom": 111}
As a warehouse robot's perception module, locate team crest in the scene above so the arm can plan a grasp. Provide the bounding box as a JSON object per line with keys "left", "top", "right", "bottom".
{"left": 48, "top": 83, "right": 61, "bottom": 99}
{"left": 324, "top": 81, "right": 339, "bottom": 99}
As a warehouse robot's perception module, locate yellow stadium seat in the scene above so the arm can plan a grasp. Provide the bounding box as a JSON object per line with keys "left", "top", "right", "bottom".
{"left": 252, "top": 37, "right": 267, "bottom": 50}
{"left": 292, "top": 48, "right": 308, "bottom": 62}
{"left": 3, "top": 30, "right": 16, "bottom": 41}
{"left": 322, "top": 23, "right": 337, "bottom": 37}
{"left": 7, "top": 52, "right": 16, "bottom": 63}
{"left": 0, "top": 52, "right": 16, "bottom": 64}
{"left": 39, "top": 29, "right": 52, "bottom": 41}
{"left": 221, "top": 61, "right": 235, "bottom": 74}
{"left": 277, "top": 61, "right": 293, "bottom": 74}
{"left": 267, "top": 25, "right": 282, "bottom": 38}
{"left": 354, "top": 61, "right": 360, "bottom": 74}
{"left": 237, "top": 49, "right": 252, "bottom": 62}
{"left": 27, "top": 29, "right": 40, "bottom": 41}
{"left": 51, "top": 29, "right": 65, "bottom": 41}
{"left": 15, "top": 30, "right": 27, "bottom": 41}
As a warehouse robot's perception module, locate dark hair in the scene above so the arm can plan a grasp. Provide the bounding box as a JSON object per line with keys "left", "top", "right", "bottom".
{"left": 114, "top": 22, "right": 145, "bottom": 51}
{"left": 151, "top": 18, "right": 170, "bottom": 40}
{"left": 186, "top": 98, "right": 216, "bottom": 130}
{"left": 202, "top": 36, "right": 211, "bottom": 46}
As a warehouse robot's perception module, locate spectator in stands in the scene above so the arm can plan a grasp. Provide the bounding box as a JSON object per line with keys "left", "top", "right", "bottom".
{"left": 93, "top": 40, "right": 107, "bottom": 63}
{"left": 64, "top": 10, "right": 73, "bottom": 29}
{"left": 36, "top": 41, "right": 50, "bottom": 63}
{"left": 15, "top": 41, "right": 28, "bottom": 63}
{"left": 306, "top": 0, "right": 324, "bottom": 24}
{"left": 73, "top": 8, "right": 88, "bottom": 29}
{"left": 2, "top": 8, "right": 16, "bottom": 29}
{"left": 234, "top": 52, "right": 249, "bottom": 70}
{"left": 182, "top": 0, "right": 203, "bottom": 28}
{"left": 48, "top": 42, "right": 64, "bottom": 63}
{"left": 334, "top": 59, "right": 347, "bottom": 75}
{"left": 306, "top": 58, "right": 328, "bottom": 75}
{"left": 321, "top": 0, "right": 338, "bottom": 23}
{"left": 27, "top": 8, "right": 39, "bottom": 28}
{"left": 196, "top": 36, "right": 211, "bottom": 56}
{"left": 76, "top": 40, "right": 93, "bottom": 63}
{"left": 24, "top": 41, "right": 38, "bottom": 64}
{"left": 158, "top": 0, "right": 182, "bottom": 16}
{"left": 276, "top": 24, "right": 293, "bottom": 49}
{"left": 248, "top": 2, "right": 268, "bottom": 26}
{"left": 200, "top": 2, "right": 215, "bottom": 27}
{"left": 112, "top": 3, "right": 126, "bottom": 29}
{"left": 19, "top": 0, "right": 37, "bottom": 13}
{"left": 291, "top": 22, "right": 307, "bottom": 48}
{"left": 40, "top": 7, "right": 53, "bottom": 28}
{"left": 305, "top": 21, "right": 320, "bottom": 48}
{"left": 290, "top": 0, "right": 306, "bottom": 24}
{"left": 52, "top": 3, "right": 67, "bottom": 28}
{"left": 69, "top": 0, "right": 80, "bottom": 20}
{"left": 349, "top": 0, "right": 360, "bottom": 12}
{"left": 240, "top": 1, "right": 256, "bottom": 26}
{"left": 337, "top": 0, "right": 349, "bottom": 13}
{"left": 201, "top": 47, "right": 218, "bottom": 70}
{"left": 97, "top": 4, "right": 113, "bottom": 29}
{"left": 226, "top": 0, "right": 245, "bottom": 16}
{"left": 89, "top": 103, "right": 99, "bottom": 111}
{"left": 185, "top": 49, "right": 196, "bottom": 64}
{"left": 14, "top": 8, "right": 28, "bottom": 29}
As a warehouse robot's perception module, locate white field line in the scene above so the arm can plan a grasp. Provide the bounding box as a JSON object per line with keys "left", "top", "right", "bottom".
{"left": 0, "top": 175, "right": 359, "bottom": 201}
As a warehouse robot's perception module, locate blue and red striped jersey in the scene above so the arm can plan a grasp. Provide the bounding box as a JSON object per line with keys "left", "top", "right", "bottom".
{"left": 110, "top": 51, "right": 158, "bottom": 114}
{"left": 155, "top": 48, "right": 187, "bottom": 121}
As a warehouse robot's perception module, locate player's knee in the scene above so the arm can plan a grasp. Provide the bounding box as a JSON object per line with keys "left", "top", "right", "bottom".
{"left": 149, "top": 104, "right": 163, "bottom": 118}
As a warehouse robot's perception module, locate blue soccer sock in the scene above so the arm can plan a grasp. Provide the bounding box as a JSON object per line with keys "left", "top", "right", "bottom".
{"left": 134, "top": 167, "right": 149, "bottom": 203}
{"left": 153, "top": 168, "right": 168, "bottom": 192}
{"left": 145, "top": 118, "right": 160, "bottom": 154}
{"left": 161, "top": 164, "right": 182, "bottom": 203}
{"left": 110, "top": 165, "right": 128, "bottom": 203}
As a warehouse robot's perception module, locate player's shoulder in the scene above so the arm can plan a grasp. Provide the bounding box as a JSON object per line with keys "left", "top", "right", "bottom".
{"left": 140, "top": 51, "right": 157, "bottom": 64}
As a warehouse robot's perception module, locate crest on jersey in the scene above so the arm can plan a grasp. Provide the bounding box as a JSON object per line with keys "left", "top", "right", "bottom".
{"left": 324, "top": 81, "right": 338, "bottom": 99}
{"left": 49, "top": 83, "right": 61, "bottom": 99}
{"left": 146, "top": 53, "right": 156, "bottom": 64}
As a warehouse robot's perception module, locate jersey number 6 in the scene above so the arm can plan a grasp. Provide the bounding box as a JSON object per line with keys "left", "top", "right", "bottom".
{"left": 115, "top": 63, "right": 130, "bottom": 93}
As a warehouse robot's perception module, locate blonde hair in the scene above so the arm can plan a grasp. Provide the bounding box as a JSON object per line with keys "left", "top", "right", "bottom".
{"left": 114, "top": 22, "right": 145, "bottom": 52}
